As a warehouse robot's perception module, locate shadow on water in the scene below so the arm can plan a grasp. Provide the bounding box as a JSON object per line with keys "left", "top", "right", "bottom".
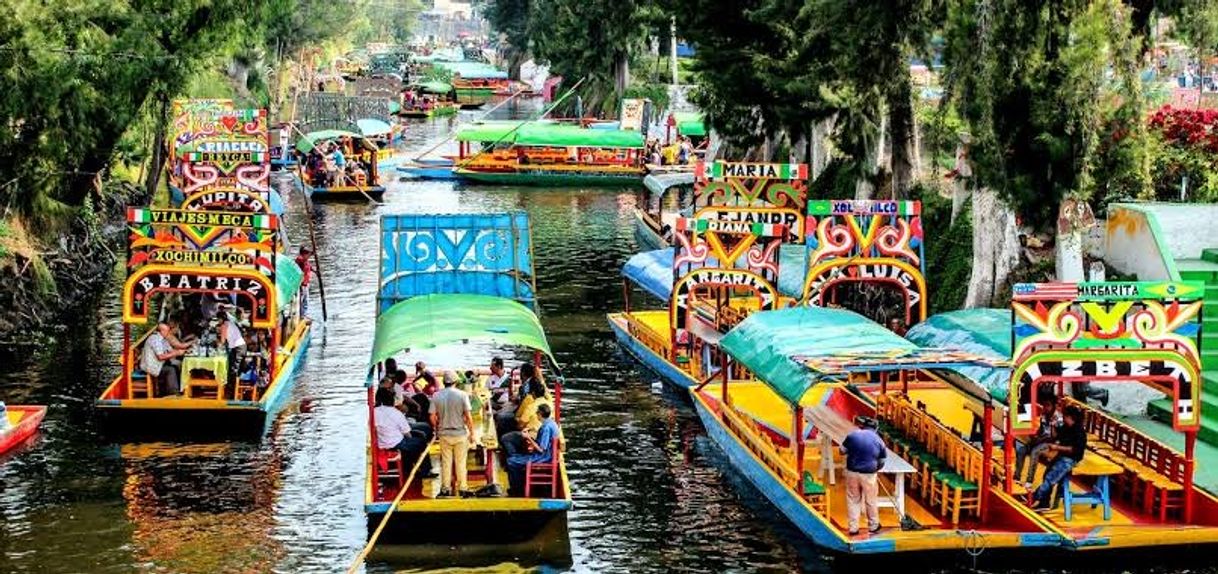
{"left": 0, "top": 101, "right": 1215, "bottom": 573}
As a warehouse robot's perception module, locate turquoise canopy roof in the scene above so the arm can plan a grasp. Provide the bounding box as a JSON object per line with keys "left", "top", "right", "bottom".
{"left": 357, "top": 118, "right": 393, "bottom": 137}
{"left": 721, "top": 307, "right": 917, "bottom": 405}
{"left": 721, "top": 306, "right": 1006, "bottom": 405}
{"left": 905, "top": 308, "right": 1012, "bottom": 401}
{"left": 276, "top": 254, "right": 304, "bottom": 310}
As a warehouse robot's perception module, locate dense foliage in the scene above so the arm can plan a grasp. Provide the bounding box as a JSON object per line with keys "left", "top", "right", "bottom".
{"left": 1147, "top": 105, "right": 1218, "bottom": 200}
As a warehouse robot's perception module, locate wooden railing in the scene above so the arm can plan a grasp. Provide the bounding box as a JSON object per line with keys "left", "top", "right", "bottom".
{"left": 625, "top": 311, "right": 671, "bottom": 358}
{"left": 1071, "top": 398, "right": 1188, "bottom": 484}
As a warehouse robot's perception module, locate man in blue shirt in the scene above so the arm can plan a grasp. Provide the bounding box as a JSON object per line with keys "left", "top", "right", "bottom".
{"left": 840, "top": 416, "right": 886, "bottom": 535}
{"left": 505, "top": 402, "right": 560, "bottom": 497}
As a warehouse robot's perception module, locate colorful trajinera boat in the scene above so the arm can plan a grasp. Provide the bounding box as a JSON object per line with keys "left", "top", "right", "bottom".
{"left": 635, "top": 160, "right": 807, "bottom": 249}
{"left": 0, "top": 405, "right": 47, "bottom": 455}
{"left": 610, "top": 166, "right": 1218, "bottom": 556}
{"left": 363, "top": 212, "right": 571, "bottom": 552}
{"left": 294, "top": 129, "right": 387, "bottom": 201}
{"left": 97, "top": 100, "right": 312, "bottom": 436}
{"left": 357, "top": 118, "right": 402, "bottom": 168}
{"left": 453, "top": 124, "right": 646, "bottom": 186}
{"left": 399, "top": 81, "right": 460, "bottom": 118}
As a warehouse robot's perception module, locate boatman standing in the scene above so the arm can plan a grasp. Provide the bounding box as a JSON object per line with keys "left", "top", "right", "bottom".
{"left": 841, "top": 416, "right": 886, "bottom": 536}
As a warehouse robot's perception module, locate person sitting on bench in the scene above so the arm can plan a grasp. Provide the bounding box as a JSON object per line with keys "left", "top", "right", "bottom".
{"left": 1031, "top": 404, "right": 1086, "bottom": 511}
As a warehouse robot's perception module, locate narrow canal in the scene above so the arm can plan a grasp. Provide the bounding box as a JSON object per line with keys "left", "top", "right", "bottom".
{"left": 0, "top": 106, "right": 818, "bottom": 574}
{"left": 0, "top": 107, "right": 1191, "bottom": 574}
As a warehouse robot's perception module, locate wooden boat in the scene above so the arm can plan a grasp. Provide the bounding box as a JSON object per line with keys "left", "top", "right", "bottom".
{"left": 454, "top": 124, "right": 646, "bottom": 187}
{"left": 609, "top": 174, "right": 1218, "bottom": 557}
{"left": 0, "top": 405, "right": 47, "bottom": 455}
{"left": 98, "top": 100, "right": 312, "bottom": 437}
{"left": 635, "top": 160, "right": 807, "bottom": 249}
{"left": 363, "top": 212, "right": 571, "bottom": 553}
{"left": 358, "top": 118, "right": 402, "bottom": 169}
{"left": 295, "top": 129, "right": 387, "bottom": 201}
{"left": 399, "top": 81, "right": 460, "bottom": 118}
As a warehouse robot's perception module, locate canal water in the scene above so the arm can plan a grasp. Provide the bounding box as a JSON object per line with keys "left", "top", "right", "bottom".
{"left": 0, "top": 106, "right": 822, "bottom": 574}
{"left": 0, "top": 106, "right": 1198, "bottom": 574}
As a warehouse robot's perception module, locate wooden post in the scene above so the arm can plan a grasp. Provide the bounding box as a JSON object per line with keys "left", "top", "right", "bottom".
{"left": 980, "top": 401, "right": 994, "bottom": 521}
{"left": 122, "top": 324, "right": 131, "bottom": 392}
{"left": 720, "top": 352, "right": 729, "bottom": 406}
{"left": 880, "top": 371, "right": 888, "bottom": 394}
{"left": 1186, "top": 430, "right": 1197, "bottom": 522}
{"left": 1003, "top": 409, "right": 1014, "bottom": 494}
{"left": 794, "top": 404, "right": 805, "bottom": 483}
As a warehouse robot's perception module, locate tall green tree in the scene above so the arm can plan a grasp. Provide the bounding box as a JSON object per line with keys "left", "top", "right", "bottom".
{"left": 482, "top": 0, "right": 532, "bottom": 78}
{"left": 0, "top": 0, "right": 259, "bottom": 219}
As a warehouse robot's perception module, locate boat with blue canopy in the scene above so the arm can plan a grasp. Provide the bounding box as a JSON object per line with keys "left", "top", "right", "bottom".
{"left": 294, "top": 129, "right": 387, "bottom": 201}
{"left": 357, "top": 118, "right": 402, "bottom": 168}
{"left": 363, "top": 212, "right": 572, "bottom": 554}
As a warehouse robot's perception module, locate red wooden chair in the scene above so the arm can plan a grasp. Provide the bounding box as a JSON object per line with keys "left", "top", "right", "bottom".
{"left": 524, "top": 438, "right": 562, "bottom": 498}
{"left": 376, "top": 449, "right": 405, "bottom": 488}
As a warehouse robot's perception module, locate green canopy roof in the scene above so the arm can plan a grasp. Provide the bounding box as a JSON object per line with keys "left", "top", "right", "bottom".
{"left": 296, "top": 130, "right": 367, "bottom": 153}
{"left": 905, "top": 309, "right": 1012, "bottom": 402}
{"left": 514, "top": 124, "right": 644, "bottom": 149}
{"left": 454, "top": 123, "right": 524, "bottom": 143}
{"left": 276, "top": 254, "right": 304, "bottom": 310}
{"left": 388, "top": 101, "right": 401, "bottom": 114}
{"left": 414, "top": 81, "right": 453, "bottom": 94}
{"left": 674, "top": 112, "right": 707, "bottom": 137}
{"left": 369, "top": 293, "right": 553, "bottom": 366}
{"left": 721, "top": 306, "right": 917, "bottom": 405}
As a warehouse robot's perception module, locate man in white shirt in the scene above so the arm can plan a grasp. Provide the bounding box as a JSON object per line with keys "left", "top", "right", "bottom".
{"left": 219, "top": 309, "right": 247, "bottom": 389}
{"left": 374, "top": 388, "right": 434, "bottom": 479}
{"left": 141, "top": 319, "right": 189, "bottom": 395}
{"left": 487, "top": 357, "right": 511, "bottom": 410}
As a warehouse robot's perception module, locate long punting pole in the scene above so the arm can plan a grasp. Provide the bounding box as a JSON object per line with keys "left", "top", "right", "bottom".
{"left": 286, "top": 93, "right": 330, "bottom": 321}
{"left": 454, "top": 76, "right": 588, "bottom": 170}
{"left": 410, "top": 88, "right": 527, "bottom": 162}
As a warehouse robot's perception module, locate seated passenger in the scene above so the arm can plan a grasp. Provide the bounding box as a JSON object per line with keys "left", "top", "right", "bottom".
{"left": 383, "top": 357, "right": 399, "bottom": 381}
{"left": 1031, "top": 404, "right": 1086, "bottom": 511}
{"left": 374, "top": 388, "right": 435, "bottom": 479}
{"left": 141, "top": 318, "right": 189, "bottom": 396}
{"left": 1014, "top": 395, "right": 1062, "bottom": 487}
{"left": 381, "top": 374, "right": 431, "bottom": 440}
{"left": 495, "top": 363, "right": 545, "bottom": 436}
{"left": 487, "top": 357, "right": 511, "bottom": 409}
{"left": 504, "top": 403, "right": 560, "bottom": 497}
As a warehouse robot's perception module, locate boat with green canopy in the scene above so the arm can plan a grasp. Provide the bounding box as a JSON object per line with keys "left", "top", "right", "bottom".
{"left": 453, "top": 124, "right": 646, "bottom": 186}
{"left": 363, "top": 212, "right": 572, "bottom": 554}
{"left": 294, "top": 129, "right": 387, "bottom": 201}
{"left": 400, "top": 81, "right": 459, "bottom": 118}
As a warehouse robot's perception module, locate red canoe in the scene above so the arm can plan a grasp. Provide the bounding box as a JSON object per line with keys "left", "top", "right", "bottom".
{"left": 0, "top": 405, "right": 47, "bottom": 455}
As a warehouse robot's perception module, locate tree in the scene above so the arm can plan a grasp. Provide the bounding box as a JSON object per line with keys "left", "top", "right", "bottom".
{"left": 482, "top": 0, "right": 532, "bottom": 78}
{"left": 528, "top": 0, "right": 659, "bottom": 114}
{"left": 940, "top": 0, "right": 1152, "bottom": 305}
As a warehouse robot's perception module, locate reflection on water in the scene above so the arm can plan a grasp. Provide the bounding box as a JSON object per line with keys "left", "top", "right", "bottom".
{"left": 6, "top": 103, "right": 1189, "bottom": 574}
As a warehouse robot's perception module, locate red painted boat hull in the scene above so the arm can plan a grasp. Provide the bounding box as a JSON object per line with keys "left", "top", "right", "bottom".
{"left": 0, "top": 405, "right": 46, "bottom": 455}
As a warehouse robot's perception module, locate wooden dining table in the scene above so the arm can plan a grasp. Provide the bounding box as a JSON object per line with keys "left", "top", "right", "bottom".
{"left": 804, "top": 405, "right": 917, "bottom": 517}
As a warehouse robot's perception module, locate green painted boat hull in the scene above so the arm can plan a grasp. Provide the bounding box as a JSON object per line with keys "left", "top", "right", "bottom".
{"left": 455, "top": 169, "right": 643, "bottom": 187}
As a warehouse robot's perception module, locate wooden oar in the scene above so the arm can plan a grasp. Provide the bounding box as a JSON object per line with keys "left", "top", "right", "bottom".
{"left": 346, "top": 439, "right": 436, "bottom": 573}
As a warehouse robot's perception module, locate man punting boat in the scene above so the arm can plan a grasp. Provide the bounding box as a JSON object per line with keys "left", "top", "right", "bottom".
{"left": 295, "top": 130, "right": 387, "bottom": 201}
{"left": 362, "top": 212, "right": 571, "bottom": 554}
{"left": 97, "top": 100, "right": 312, "bottom": 437}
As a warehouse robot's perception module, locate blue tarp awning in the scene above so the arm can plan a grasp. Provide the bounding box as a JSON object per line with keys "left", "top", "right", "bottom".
{"left": 905, "top": 308, "right": 1012, "bottom": 401}
{"left": 623, "top": 246, "right": 808, "bottom": 301}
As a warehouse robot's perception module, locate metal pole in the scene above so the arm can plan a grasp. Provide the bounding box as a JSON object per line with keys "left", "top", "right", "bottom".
{"left": 670, "top": 17, "right": 678, "bottom": 87}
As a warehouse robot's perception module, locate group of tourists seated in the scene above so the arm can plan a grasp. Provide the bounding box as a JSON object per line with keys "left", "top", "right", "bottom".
{"left": 645, "top": 136, "right": 696, "bottom": 166}
{"left": 138, "top": 293, "right": 272, "bottom": 400}
{"left": 303, "top": 139, "right": 371, "bottom": 188}
{"left": 372, "top": 357, "right": 563, "bottom": 499}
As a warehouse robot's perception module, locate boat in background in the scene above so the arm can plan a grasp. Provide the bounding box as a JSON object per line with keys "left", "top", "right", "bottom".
{"left": 453, "top": 124, "right": 646, "bottom": 186}
{"left": 357, "top": 119, "right": 402, "bottom": 169}
{"left": 400, "top": 81, "right": 460, "bottom": 118}
{"left": 0, "top": 405, "right": 46, "bottom": 455}
{"left": 363, "top": 212, "right": 571, "bottom": 554}
{"left": 295, "top": 130, "right": 387, "bottom": 201}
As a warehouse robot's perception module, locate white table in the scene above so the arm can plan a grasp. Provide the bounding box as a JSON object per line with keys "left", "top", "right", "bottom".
{"left": 805, "top": 405, "right": 916, "bottom": 517}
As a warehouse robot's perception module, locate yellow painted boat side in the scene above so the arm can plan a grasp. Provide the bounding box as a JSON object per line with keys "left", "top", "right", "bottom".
{"left": 97, "top": 319, "right": 311, "bottom": 411}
